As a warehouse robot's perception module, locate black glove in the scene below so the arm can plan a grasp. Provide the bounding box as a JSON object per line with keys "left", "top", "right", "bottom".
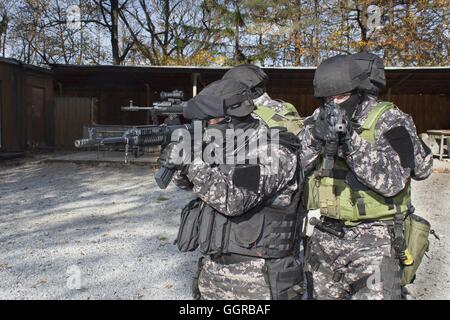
{"left": 158, "top": 142, "right": 188, "bottom": 170}
{"left": 312, "top": 108, "right": 332, "bottom": 141}
{"left": 173, "top": 172, "right": 193, "bottom": 190}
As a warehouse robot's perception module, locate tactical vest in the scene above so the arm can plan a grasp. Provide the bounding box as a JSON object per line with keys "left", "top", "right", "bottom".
{"left": 177, "top": 129, "right": 304, "bottom": 259}
{"left": 304, "top": 101, "right": 412, "bottom": 226}
{"left": 253, "top": 101, "right": 304, "bottom": 135}
{"left": 197, "top": 184, "right": 303, "bottom": 259}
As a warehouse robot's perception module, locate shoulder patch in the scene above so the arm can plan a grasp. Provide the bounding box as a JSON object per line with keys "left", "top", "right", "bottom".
{"left": 232, "top": 165, "right": 261, "bottom": 192}
{"left": 384, "top": 126, "right": 415, "bottom": 169}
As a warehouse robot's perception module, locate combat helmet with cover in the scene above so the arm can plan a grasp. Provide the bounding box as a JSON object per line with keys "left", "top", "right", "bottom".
{"left": 351, "top": 52, "right": 386, "bottom": 95}
{"left": 184, "top": 78, "right": 255, "bottom": 120}
{"left": 223, "top": 64, "right": 303, "bottom": 134}
{"left": 313, "top": 54, "right": 372, "bottom": 98}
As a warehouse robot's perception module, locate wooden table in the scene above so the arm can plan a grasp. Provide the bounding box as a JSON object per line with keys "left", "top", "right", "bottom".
{"left": 427, "top": 130, "right": 450, "bottom": 161}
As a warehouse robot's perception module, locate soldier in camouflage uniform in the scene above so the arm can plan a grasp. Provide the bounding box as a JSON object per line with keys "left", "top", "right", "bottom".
{"left": 173, "top": 64, "right": 303, "bottom": 190}
{"left": 160, "top": 78, "right": 305, "bottom": 300}
{"left": 299, "top": 54, "right": 433, "bottom": 300}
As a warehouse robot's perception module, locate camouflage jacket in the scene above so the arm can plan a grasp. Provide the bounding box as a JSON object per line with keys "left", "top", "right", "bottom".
{"left": 186, "top": 123, "right": 299, "bottom": 216}
{"left": 298, "top": 96, "right": 433, "bottom": 197}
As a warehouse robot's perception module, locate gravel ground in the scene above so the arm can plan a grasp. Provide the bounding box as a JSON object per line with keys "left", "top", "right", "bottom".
{"left": 0, "top": 160, "right": 448, "bottom": 300}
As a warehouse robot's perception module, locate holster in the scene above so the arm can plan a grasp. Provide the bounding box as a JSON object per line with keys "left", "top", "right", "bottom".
{"left": 262, "top": 256, "right": 304, "bottom": 300}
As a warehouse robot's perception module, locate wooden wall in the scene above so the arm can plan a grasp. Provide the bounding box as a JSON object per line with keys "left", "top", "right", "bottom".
{"left": 54, "top": 97, "right": 96, "bottom": 149}
{"left": 386, "top": 94, "right": 450, "bottom": 135}
{"left": 267, "top": 83, "right": 450, "bottom": 135}
{"left": 0, "top": 61, "right": 24, "bottom": 152}
{"left": 0, "top": 59, "right": 54, "bottom": 152}
{"left": 24, "top": 69, "right": 55, "bottom": 148}
{"left": 50, "top": 65, "right": 450, "bottom": 152}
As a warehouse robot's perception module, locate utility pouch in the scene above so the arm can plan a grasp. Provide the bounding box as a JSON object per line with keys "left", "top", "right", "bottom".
{"left": 198, "top": 206, "right": 227, "bottom": 255}
{"left": 318, "top": 183, "right": 339, "bottom": 219}
{"left": 304, "top": 173, "right": 320, "bottom": 210}
{"left": 401, "top": 214, "right": 431, "bottom": 285}
{"left": 262, "top": 256, "right": 304, "bottom": 300}
{"left": 176, "top": 198, "right": 202, "bottom": 252}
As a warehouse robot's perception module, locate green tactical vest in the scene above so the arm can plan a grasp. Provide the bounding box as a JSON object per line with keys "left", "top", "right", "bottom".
{"left": 253, "top": 101, "right": 304, "bottom": 135}
{"left": 304, "top": 101, "right": 412, "bottom": 226}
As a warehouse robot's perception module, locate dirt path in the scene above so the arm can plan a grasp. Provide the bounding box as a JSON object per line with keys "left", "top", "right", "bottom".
{"left": 0, "top": 160, "right": 448, "bottom": 299}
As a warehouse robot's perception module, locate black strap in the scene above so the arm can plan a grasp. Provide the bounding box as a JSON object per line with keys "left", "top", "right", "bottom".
{"left": 385, "top": 197, "right": 395, "bottom": 210}
{"left": 356, "top": 198, "right": 366, "bottom": 216}
{"left": 345, "top": 170, "right": 370, "bottom": 191}
{"left": 392, "top": 206, "right": 406, "bottom": 261}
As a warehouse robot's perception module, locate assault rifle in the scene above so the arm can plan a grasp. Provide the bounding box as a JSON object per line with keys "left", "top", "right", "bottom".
{"left": 74, "top": 123, "right": 194, "bottom": 189}
{"left": 121, "top": 90, "right": 187, "bottom": 125}
{"left": 321, "top": 101, "right": 347, "bottom": 175}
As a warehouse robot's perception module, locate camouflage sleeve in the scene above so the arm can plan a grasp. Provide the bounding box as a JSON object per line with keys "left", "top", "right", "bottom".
{"left": 186, "top": 146, "right": 297, "bottom": 216}
{"left": 297, "top": 108, "right": 322, "bottom": 174}
{"left": 345, "top": 108, "right": 433, "bottom": 197}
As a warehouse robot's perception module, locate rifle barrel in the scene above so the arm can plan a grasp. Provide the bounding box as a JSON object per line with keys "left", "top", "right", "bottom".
{"left": 74, "top": 136, "right": 127, "bottom": 148}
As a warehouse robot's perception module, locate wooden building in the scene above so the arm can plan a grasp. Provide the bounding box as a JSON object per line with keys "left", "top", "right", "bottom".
{"left": 0, "top": 58, "right": 54, "bottom": 153}
{"left": 52, "top": 64, "right": 450, "bottom": 136}
{"left": 1, "top": 60, "right": 449, "bottom": 152}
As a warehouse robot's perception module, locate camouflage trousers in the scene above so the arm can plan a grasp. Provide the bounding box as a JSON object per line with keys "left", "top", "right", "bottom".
{"left": 197, "top": 256, "right": 271, "bottom": 300}
{"left": 305, "top": 221, "right": 402, "bottom": 300}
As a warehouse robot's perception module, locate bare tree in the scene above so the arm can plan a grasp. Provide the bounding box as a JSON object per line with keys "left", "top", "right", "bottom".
{"left": 118, "top": 0, "right": 219, "bottom": 65}
{"left": 0, "top": 2, "right": 10, "bottom": 57}
{"left": 88, "top": 0, "right": 135, "bottom": 65}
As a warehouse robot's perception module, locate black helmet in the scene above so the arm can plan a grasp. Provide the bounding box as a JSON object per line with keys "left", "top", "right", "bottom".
{"left": 222, "top": 64, "right": 268, "bottom": 99}
{"left": 184, "top": 79, "right": 255, "bottom": 120}
{"left": 313, "top": 55, "right": 372, "bottom": 98}
{"left": 351, "top": 52, "right": 386, "bottom": 93}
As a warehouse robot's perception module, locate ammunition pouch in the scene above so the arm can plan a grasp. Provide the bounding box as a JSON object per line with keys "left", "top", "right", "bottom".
{"left": 196, "top": 194, "right": 302, "bottom": 259}
{"left": 197, "top": 205, "right": 227, "bottom": 256}
{"left": 176, "top": 198, "right": 203, "bottom": 252}
{"left": 177, "top": 196, "right": 303, "bottom": 259}
{"left": 401, "top": 213, "right": 431, "bottom": 286}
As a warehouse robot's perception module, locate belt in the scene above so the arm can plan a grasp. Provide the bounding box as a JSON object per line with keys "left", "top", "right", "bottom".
{"left": 211, "top": 254, "right": 260, "bottom": 265}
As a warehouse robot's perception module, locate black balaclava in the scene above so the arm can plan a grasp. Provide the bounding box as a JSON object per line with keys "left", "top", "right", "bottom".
{"left": 338, "top": 92, "right": 363, "bottom": 118}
